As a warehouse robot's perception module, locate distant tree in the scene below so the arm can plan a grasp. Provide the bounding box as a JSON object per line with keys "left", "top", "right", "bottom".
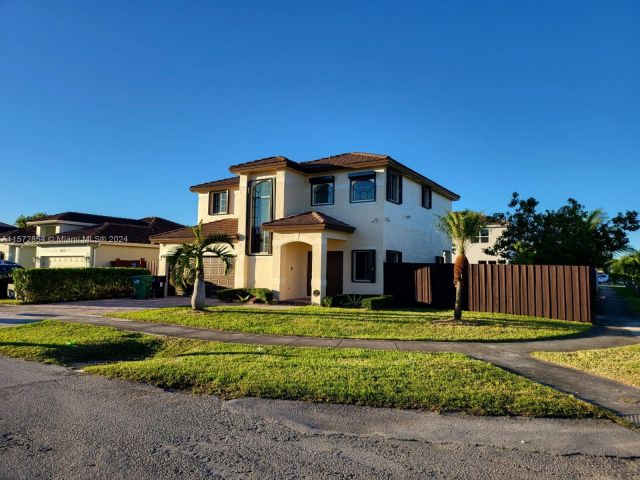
{"left": 167, "top": 223, "right": 234, "bottom": 311}
{"left": 486, "top": 193, "right": 639, "bottom": 267}
{"left": 15, "top": 212, "right": 47, "bottom": 228}
{"left": 437, "top": 210, "right": 487, "bottom": 320}
{"left": 609, "top": 251, "right": 640, "bottom": 289}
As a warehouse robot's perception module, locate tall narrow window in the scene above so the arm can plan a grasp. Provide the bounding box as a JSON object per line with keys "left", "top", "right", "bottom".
{"left": 349, "top": 171, "right": 376, "bottom": 203}
{"left": 386, "top": 170, "right": 402, "bottom": 204}
{"left": 352, "top": 250, "right": 376, "bottom": 283}
{"left": 249, "top": 180, "right": 273, "bottom": 254}
{"left": 310, "top": 176, "right": 334, "bottom": 206}
{"left": 209, "top": 190, "right": 228, "bottom": 215}
{"left": 422, "top": 185, "right": 432, "bottom": 209}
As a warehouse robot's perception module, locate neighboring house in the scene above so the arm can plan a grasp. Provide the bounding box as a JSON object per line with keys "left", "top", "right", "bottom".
{"left": 464, "top": 223, "right": 506, "bottom": 264}
{"left": 152, "top": 152, "right": 459, "bottom": 303}
{"left": 0, "top": 225, "right": 37, "bottom": 266}
{"left": 0, "top": 212, "right": 184, "bottom": 272}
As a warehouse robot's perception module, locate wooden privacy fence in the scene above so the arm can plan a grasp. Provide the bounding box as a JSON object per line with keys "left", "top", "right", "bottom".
{"left": 384, "top": 263, "right": 595, "bottom": 323}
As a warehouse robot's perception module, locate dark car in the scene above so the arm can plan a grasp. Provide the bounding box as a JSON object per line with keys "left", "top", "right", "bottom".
{"left": 0, "top": 261, "right": 23, "bottom": 298}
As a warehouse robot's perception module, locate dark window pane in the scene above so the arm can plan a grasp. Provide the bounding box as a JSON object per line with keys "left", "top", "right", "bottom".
{"left": 250, "top": 181, "right": 272, "bottom": 253}
{"left": 351, "top": 178, "right": 375, "bottom": 202}
{"left": 312, "top": 182, "right": 334, "bottom": 205}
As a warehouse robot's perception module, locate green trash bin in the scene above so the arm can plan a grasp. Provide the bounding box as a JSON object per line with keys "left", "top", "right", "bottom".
{"left": 132, "top": 275, "right": 153, "bottom": 299}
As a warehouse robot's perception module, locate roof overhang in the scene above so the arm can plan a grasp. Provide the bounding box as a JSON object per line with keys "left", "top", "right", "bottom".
{"left": 262, "top": 224, "right": 355, "bottom": 234}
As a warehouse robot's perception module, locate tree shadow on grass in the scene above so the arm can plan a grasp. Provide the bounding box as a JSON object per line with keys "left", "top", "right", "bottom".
{"left": 174, "top": 350, "right": 294, "bottom": 358}
{"left": 0, "top": 337, "right": 164, "bottom": 364}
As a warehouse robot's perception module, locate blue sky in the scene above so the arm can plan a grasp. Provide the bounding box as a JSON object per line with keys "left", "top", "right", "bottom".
{"left": 1, "top": 1, "right": 639, "bottom": 247}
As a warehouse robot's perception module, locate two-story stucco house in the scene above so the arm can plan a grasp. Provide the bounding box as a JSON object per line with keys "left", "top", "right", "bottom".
{"left": 152, "top": 152, "right": 459, "bottom": 304}
{"left": 464, "top": 223, "right": 507, "bottom": 264}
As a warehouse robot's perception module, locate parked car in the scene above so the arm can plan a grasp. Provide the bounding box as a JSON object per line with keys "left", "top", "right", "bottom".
{"left": 0, "top": 261, "right": 23, "bottom": 298}
{"left": 597, "top": 273, "right": 609, "bottom": 284}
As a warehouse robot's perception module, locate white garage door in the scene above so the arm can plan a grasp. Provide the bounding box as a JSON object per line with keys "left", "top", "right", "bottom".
{"left": 41, "top": 256, "right": 87, "bottom": 268}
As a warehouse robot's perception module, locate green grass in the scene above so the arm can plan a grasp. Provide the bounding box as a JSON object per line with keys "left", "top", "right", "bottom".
{"left": 0, "top": 320, "right": 608, "bottom": 418}
{"left": 111, "top": 306, "right": 591, "bottom": 342}
{"left": 0, "top": 299, "right": 21, "bottom": 305}
{"left": 0, "top": 320, "right": 162, "bottom": 364}
{"left": 532, "top": 344, "right": 640, "bottom": 388}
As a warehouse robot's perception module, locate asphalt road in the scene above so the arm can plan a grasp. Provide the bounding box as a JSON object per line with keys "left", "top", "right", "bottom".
{"left": 1, "top": 357, "right": 638, "bottom": 479}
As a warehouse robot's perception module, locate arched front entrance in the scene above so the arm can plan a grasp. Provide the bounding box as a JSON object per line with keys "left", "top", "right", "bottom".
{"left": 279, "top": 241, "right": 312, "bottom": 301}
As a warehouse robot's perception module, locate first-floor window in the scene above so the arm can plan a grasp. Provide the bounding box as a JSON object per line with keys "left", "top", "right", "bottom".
{"left": 209, "top": 190, "right": 228, "bottom": 215}
{"left": 352, "top": 250, "right": 376, "bottom": 283}
{"left": 385, "top": 250, "right": 402, "bottom": 263}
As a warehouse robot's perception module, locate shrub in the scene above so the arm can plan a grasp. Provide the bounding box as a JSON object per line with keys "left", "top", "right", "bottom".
{"left": 321, "top": 296, "right": 334, "bottom": 307}
{"left": 361, "top": 295, "right": 394, "bottom": 311}
{"left": 216, "top": 288, "right": 274, "bottom": 304}
{"left": 13, "top": 268, "right": 149, "bottom": 304}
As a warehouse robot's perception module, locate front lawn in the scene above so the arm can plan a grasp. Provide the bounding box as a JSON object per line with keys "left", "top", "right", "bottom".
{"left": 0, "top": 320, "right": 162, "bottom": 364}
{"left": 110, "top": 306, "right": 591, "bottom": 342}
{"left": 0, "top": 320, "right": 608, "bottom": 418}
{"left": 532, "top": 344, "right": 640, "bottom": 388}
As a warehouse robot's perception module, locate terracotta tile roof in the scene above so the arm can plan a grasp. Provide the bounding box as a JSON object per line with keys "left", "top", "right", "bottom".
{"left": 229, "top": 156, "right": 295, "bottom": 173}
{"left": 262, "top": 211, "right": 355, "bottom": 233}
{"left": 30, "top": 212, "right": 151, "bottom": 226}
{"left": 191, "top": 152, "right": 459, "bottom": 200}
{"left": 150, "top": 218, "right": 239, "bottom": 243}
{"left": 189, "top": 176, "right": 240, "bottom": 192}
{"left": 0, "top": 227, "right": 36, "bottom": 242}
{"left": 5, "top": 215, "right": 184, "bottom": 245}
{"left": 299, "top": 152, "right": 390, "bottom": 172}
{"left": 0, "top": 222, "right": 16, "bottom": 234}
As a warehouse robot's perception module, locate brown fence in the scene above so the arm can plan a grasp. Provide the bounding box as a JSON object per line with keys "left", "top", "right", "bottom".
{"left": 384, "top": 263, "right": 595, "bottom": 323}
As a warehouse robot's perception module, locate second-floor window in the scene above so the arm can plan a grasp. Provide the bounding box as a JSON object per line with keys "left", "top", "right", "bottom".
{"left": 422, "top": 185, "right": 432, "bottom": 209}
{"left": 209, "top": 190, "right": 228, "bottom": 215}
{"left": 472, "top": 228, "right": 490, "bottom": 244}
{"left": 310, "top": 176, "right": 334, "bottom": 206}
{"left": 349, "top": 171, "right": 376, "bottom": 203}
{"left": 386, "top": 170, "right": 402, "bottom": 204}
{"left": 249, "top": 180, "right": 273, "bottom": 254}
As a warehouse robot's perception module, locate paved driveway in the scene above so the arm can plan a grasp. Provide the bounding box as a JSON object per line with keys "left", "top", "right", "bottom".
{"left": 1, "top": 357, "right": 638, "bottom": 480}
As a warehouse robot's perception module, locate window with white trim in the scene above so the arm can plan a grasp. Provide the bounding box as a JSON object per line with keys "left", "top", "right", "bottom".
{"left": 209, "top": 190, "right": 229, "bottom": 215}
{"left": 472, "top": 228, "right": 490, "bottom": 244}
{"left": 386, "top": 170, "right": 402, "bottom": 204}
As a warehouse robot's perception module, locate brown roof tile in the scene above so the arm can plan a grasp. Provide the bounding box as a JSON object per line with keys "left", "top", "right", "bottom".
{"left": 0, "top": 227, "right": 36, "bottom": 242}
{"left": 189, "top": 176, "right": 240, "bottom": 192}
{"left": 150, "top": 218, "right": 239, "bottom": 243}
{"left": 229, "top": 156, "right": 294, "bottom": 173}
{"left": 262, "top": 211, "right": 355, "bottom": 233}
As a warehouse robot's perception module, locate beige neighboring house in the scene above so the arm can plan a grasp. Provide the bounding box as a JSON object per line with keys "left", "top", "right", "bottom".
{"left": 464, "top": 223, "right": 506, "bottom": 264}
{"left": 0, "top": 212, "right": 184, "bottom": 273}
{"left": 152, "top": 152, "right": 460, "bottom": 304}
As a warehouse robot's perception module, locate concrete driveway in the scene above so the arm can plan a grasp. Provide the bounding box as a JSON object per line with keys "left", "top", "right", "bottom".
{"left": 1, "top": 356, "right": 638, "bottom": 480}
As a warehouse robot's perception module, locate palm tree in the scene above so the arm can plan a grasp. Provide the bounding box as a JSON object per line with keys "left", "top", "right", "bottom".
{"left": 167, "top": 223, "right": 234, "bottom": 311}
{"left": 437, "top": 210, "right": 487, "bottom": 320}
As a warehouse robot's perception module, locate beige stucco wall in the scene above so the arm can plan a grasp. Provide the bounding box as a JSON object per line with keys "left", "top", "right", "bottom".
{"left": 92, "top": 243, "right": 159, "bottom": 267}
{"left": 383, "top": 175, "right": 452, "bottom": 263}
{"left": 464, "top": 225, "right": 505, "bottom": 264}
{"left": 197, "top": 187, "right": 240, "bottom": 223}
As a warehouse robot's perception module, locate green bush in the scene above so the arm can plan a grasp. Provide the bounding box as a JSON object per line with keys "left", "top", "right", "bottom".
{"left": 361, "top": 295, "right": 395, "bottom": 311}
{"left": 216, "top": 288, "right": 274, "bottom": 304}
{"left": 12, "top": 268, "right": 149, "bottom": 304}
{"left": 321, "top": 296, "right": 334, "bottom": 307}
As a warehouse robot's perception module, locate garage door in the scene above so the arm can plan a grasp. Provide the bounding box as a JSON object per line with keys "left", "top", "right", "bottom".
{"left": 41, "top": 256, "right": 87, "bottom": 268}
{"left": 203, "top": 256, "right": 234, "bottom": 295}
